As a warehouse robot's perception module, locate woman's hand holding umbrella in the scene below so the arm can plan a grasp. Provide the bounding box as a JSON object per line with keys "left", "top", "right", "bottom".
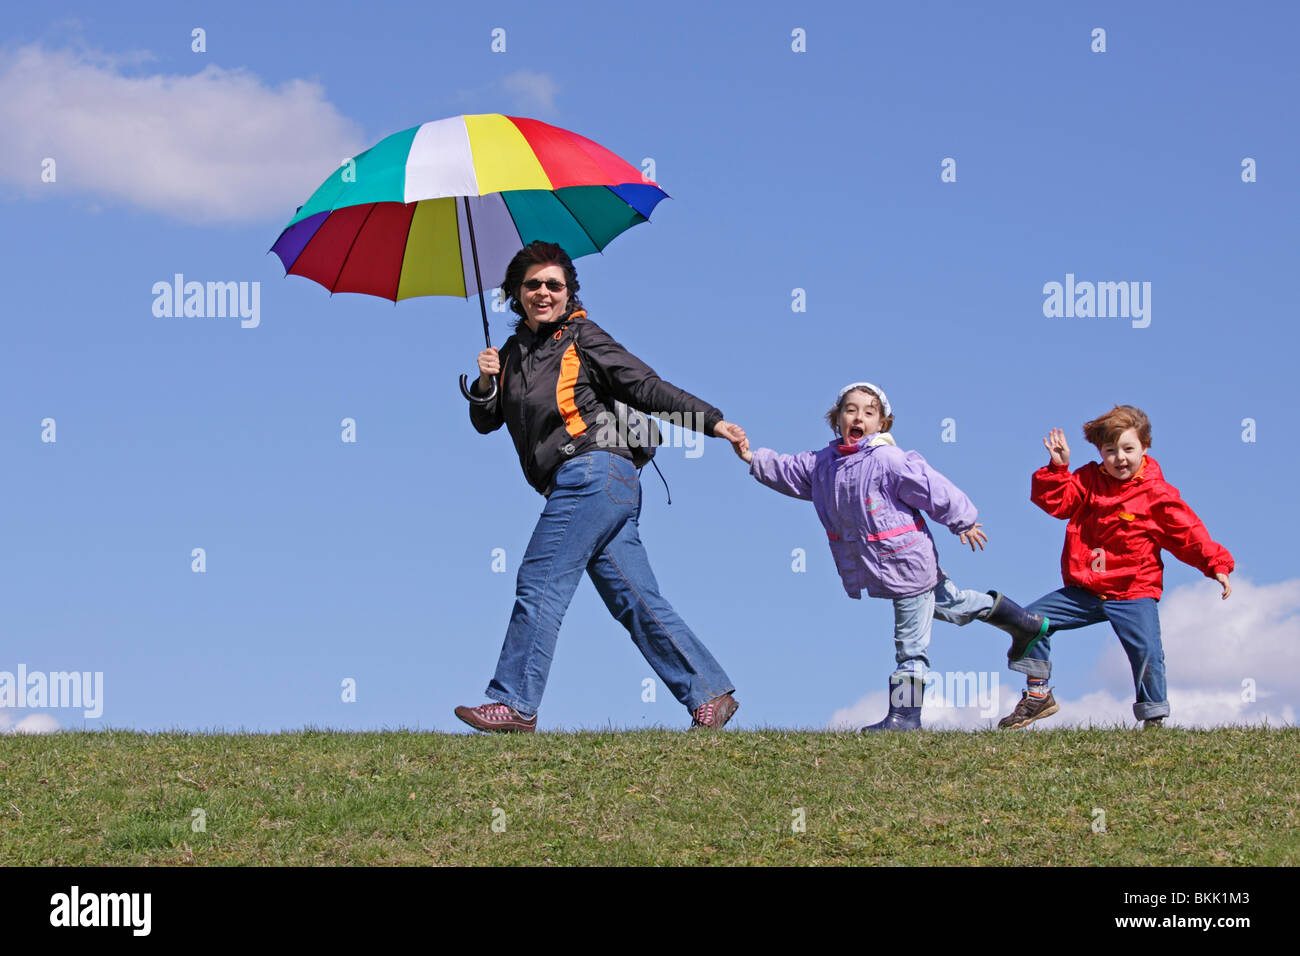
{"left": 476, "top": 348, "right": 500, "bottom": 394}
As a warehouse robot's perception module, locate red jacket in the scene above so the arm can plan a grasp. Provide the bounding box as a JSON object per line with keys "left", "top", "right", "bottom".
{"left": 1031, "top": 456, "right": 1233, "bottom": 600}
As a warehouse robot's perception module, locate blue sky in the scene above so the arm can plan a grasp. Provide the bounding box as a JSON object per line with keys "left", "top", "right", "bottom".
{"left": 1, "top": 1, "right": 1296, "bottom": 733}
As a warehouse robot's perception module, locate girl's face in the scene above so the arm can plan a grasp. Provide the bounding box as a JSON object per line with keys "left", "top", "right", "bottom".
{"left": 1099, "top": 426, "right": 1147, "bottom": 480}
{"left": 837, "top": 389, "right": 883, "bottom": 443}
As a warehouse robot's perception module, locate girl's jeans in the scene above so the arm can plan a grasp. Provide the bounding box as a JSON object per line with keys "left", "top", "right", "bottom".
{"left": 1009, "top": 586, "right": 1169, "bottom": 720}
{"left": 890, "top": 575, "right": 994, "bottom": 684}
{"left": 486, "top": 452, "right": 734, "bottom": 717}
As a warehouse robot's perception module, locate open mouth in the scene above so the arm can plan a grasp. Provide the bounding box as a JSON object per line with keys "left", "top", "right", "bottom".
{"left": 848, "top": 427, "right": 865, "bottom": 440}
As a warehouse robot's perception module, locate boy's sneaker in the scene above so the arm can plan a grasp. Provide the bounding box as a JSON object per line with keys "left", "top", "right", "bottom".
{"left": 454, "top": 702, "right": 537, "bottom": 734}
{"left": 690, "top": 693, "right": 738, "bottom": 730}
{"left": 997, "top": 689, "right": 1059, "bottom": 729}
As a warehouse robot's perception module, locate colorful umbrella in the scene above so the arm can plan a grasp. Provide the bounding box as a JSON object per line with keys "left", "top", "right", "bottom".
{"left": 270, "top": 114, "right": 669, "bottom": 401}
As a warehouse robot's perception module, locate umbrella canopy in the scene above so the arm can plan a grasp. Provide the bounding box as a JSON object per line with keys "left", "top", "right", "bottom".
{"left": 270, "top": 114, "right": 669, "bottom": 302}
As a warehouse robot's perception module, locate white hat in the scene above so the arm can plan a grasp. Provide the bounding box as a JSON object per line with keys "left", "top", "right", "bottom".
{"left": 836, "top": 382, "right": 891, "bottom": 417}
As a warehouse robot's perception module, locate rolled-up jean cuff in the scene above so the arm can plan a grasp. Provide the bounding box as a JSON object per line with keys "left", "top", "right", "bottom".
{"left": 687, "top": 686, "right": 736, "bottom": 712}
{"left": 1009, "top": 657, "right": 1051, "bottom": 679}
{"left": 1134, "top": 700, "right": 1170, "bottom": 720}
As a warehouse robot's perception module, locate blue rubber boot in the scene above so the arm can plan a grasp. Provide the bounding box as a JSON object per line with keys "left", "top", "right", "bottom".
{"left": 860, "top": 676, "right": 923, "bottom": 732}
{"left": 984, "top": 591, "right": 1050, "bottom": 662}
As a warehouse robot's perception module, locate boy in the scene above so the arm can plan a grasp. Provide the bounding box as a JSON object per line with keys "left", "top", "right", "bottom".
{"left": 1000, "top": 405, "right": 1233, "bottom": 729}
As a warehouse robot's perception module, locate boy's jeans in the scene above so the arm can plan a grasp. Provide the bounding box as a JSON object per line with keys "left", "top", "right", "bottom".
{"left": 1009, "top": 586, "right": 1169, "bottom": 720}
{"left": 486, "top": 451, "right": 734, "bottom": 717}
{"left": 890, "top": 575, "right": 994, "bottom": 683}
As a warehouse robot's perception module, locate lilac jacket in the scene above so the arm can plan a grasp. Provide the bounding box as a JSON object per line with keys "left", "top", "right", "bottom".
{"left": 749, "top": 435, "right": 979, "bottom": 599}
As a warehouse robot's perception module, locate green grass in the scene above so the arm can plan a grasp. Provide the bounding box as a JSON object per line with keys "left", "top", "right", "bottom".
{"left": 2, "top": 727, "right": 1296, "bottom": 865}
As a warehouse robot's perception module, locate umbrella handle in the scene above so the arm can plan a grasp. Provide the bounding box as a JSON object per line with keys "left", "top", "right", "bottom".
{"left": 461, "top": 373, "right": 498, "bottom": 404}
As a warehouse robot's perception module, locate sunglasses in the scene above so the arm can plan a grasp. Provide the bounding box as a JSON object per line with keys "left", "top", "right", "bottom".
{"left": 522, "top": 278, "right": 567, "bottom": 292}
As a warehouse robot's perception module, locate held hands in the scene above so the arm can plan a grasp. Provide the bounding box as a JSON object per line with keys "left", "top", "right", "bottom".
{"left": 959, "top": 522, "right": 988, "bottom": 552}
{"left": 476, "top": 348, "right": 500, "bottom": 389}
{"left": 1216, "top": 572, "right": 1232, "bottom": 600}
{"left": 713, "top": 421, "right": 752, "bottom": 463}
{"left": 1043, "top": 427, "right": 1070, "bottom": 467}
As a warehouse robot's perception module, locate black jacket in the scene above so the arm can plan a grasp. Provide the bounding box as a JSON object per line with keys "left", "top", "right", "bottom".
{"left": 470, "top": 310, "right": 725, "bottom": 495}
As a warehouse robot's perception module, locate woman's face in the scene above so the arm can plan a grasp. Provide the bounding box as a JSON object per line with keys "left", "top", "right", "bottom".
{"left": 520, "top": 263, "right": 570, "bottom": 329}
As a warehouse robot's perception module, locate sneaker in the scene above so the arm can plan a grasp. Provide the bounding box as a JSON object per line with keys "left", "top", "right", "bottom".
{"left": 997, "top": 689, "right": 1059, "bottom": 729}
{"left": 690, "top": 692, "right": 738, "bottom": 730}
{"left": 1142, "top": 717, "right": 1165, "bottom": 729}
{"left": 454, "top": 702, "right": 537, "bottom": 734}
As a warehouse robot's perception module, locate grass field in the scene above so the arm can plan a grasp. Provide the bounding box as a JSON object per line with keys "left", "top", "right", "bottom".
{"left": 2, "top": 727, "right": 1296, "bottom": 866}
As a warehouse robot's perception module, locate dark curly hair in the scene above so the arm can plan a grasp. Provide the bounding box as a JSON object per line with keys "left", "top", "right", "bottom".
{"left": 501, "top": 241, "right": 585, "bottom": 329}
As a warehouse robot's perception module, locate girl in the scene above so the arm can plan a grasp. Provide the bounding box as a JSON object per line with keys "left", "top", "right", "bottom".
{"left": 733, "top": 383, "right": 1047, "bottom": 730}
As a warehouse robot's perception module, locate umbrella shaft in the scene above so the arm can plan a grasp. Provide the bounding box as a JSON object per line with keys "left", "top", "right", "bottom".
{"left": 463, "top": 197, "right": 493, "bottom": 350}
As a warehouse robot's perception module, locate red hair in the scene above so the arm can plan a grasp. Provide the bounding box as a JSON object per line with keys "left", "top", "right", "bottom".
{"left": 1083, "top": 405, "right": 1151, "bottom": 449}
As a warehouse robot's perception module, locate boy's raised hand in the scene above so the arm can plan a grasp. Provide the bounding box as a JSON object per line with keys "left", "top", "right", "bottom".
{"left": 959, "top": 522, "right": 987, "bottom": 552}
{"left": 1216, "top": 572, "right": 1232, "bottom": 600}
{"left": 1043, "top": 427, "right": 1070, "bottom": 467}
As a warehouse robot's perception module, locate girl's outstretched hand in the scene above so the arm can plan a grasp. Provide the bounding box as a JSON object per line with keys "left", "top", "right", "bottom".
{"left": 735, "top": 437, "right": 753, "bottom": 464}
{"left": 1216, "top": 572, "right": 1232, "bottom": 600}
{"left": 713, "top": 421, "right": 752, "bottom": 463}
{"left": 959, "top": 522, "right": 987, "bottom": 552}
{"left": 1043, "top": 428, "right": 1070, "bottom": 467}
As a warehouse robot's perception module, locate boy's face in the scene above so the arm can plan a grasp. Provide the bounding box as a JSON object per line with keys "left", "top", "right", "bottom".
{"left": 838, "top": 390, "right": 883, "bottom": 443}
{"left": 1099, "top": 426, "right": 1147, "bottom": 480}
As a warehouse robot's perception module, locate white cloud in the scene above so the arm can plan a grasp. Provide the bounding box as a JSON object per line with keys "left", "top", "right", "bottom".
{"left": 829, "top": 675, "right": 1008, "bottom": 731}
{"left": 830, "top": 577, "right": 1300, "bottom": 730}
{"left": 830, "top": 682, "right": 1138, "bottom": 731}
{"left": 500, "top": 71, "right": 559, "bottom": 116}
{"left": 1014, "top": 686, "right": 1292, "bottom": 730}
{"left": 0, "top": 43, "right": 366, "bottom": 223}
{"left": 1161, "top": 687, "right": 1293, "bottom": 728}
{"left": 828, "top": 690, "right": 888, "bottom": 731}
{"left": 7, "top": 713, "right": 60, "bottom": 735}
{"left": 1091, "top": 576, "right": 1300, "bottom": 724}
{"left": 1033, "top": 688, "right": 1135, "bottom": 728}
{"left": 830, "top": 683, "right": 1293, "bottom": 731}
{"left": 1095, "top": 576, "right": 1300, "bottom": 692}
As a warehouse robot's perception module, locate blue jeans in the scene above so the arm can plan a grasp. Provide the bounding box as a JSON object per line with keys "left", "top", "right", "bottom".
{"left": 486, "top": 452, "right": 734, "bottom": 716}
{"left": 890, "top": 575, "right": 994, "bottom": 682}
{"left": 1009, "top": 586, "right": 1168, "bottom": 720}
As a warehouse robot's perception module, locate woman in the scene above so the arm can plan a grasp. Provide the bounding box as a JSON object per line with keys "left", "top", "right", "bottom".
{"left": 455, "top": 241, "right": 745, "bottom": 733}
